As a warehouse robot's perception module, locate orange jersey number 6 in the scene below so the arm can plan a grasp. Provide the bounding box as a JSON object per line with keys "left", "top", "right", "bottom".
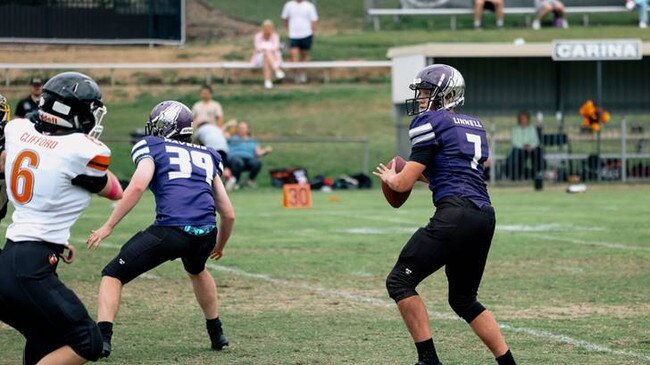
{"left": 11, "top": 150, "right": 40, "bottom": 204}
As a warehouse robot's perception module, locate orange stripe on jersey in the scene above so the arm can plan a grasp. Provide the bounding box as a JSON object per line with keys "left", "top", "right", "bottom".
{"left": 87, "top": 162, "right": 108, "bottom": 171}
{"left": 87, "top": 155, "right": 111, "bottom": 171}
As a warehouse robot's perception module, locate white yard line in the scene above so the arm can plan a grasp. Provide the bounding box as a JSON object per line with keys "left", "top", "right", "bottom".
{"left": 258, "top": 212, "right": 413, "bottom": 224}
{"left": 99, "top": 242, "right": 122, "bottom": 250}
{"left": 526, "top": 234, "right": 650, "bottom": 252}
{"left": 500, "top": 324, "right": 650, "bottom": 362}
{"left": 207, "top": 263, "right": 650, "bottom": 362}
{"left": 497, "top": 224, "right": 605, "bottom": 232}
{"left": 140, "top": 272, "right": 160, "bottom": 280}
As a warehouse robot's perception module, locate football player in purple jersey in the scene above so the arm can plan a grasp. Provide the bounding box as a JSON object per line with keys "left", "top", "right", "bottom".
{"left": 86, "top": 100, "right": 235, "bottom": 358}
{"left": 374, "top": 64, "right": 516, "bottom": 365}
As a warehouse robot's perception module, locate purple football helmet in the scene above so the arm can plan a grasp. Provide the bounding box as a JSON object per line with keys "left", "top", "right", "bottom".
{"left": 406, "top": 64, "right": 465, "bottom": 116}
{"left": 145, "top": 100, "right": 193, "bottom": 140}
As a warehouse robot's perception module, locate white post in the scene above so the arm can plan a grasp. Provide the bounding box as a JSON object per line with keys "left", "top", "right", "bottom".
{"left": 621, "top": 117, "right": 627, "bottom": 183}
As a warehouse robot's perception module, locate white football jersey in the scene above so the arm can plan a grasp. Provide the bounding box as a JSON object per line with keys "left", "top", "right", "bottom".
{"left": 4, "top": 118, "right": 111, "bottom": 245}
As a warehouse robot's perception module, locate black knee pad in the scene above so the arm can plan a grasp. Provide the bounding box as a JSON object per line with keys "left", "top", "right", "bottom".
{"left": 386, "top": 265, "right": 420, "bottom": 302}
{"left": 101, "top": 230, "right": 162, "bottom": 284}
{"left": 101, "top": 259, "right": 129, "bottom": 284}
{"left": 448, "top": 294, "right": 486, "bottom": 323}
{"left": 68, "top": 319, "right": 104, "bottom": 361}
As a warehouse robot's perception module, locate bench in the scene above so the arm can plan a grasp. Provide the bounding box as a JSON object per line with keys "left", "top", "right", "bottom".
{"left": 0, "top": 60, "right": 392, "bottom": 86}
{"left": 368, "top": 6, "right": 632, "bottom": 31}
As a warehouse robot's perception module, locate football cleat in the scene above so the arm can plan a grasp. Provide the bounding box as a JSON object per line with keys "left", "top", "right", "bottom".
{"left": 210, "top": 332, "right": 229, "bottom": 351}
{"left": 415, "top": 362, "right": 443, "bottom": 365}
{"left": 99, "top": 340, "right": 111, "bottom": 359}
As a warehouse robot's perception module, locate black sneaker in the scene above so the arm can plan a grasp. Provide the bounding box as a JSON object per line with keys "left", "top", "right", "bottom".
{"left": 99, "top": 340, "right": 111, "bottom": 358}
{"left": 415, "top": 362, "right": 443, "bottom": 365}
{"left": 210, "top": 331, "right": 229, "bottom": 351}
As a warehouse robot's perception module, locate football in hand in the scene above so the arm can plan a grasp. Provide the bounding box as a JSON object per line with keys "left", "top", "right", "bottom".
{"left": 381, "top": 156, "right": 411, "bottom": 208}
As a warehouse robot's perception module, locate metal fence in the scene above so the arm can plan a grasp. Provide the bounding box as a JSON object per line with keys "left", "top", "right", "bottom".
{"left": 396, "top": 115, "right": 650, "bottom": 185}
{"left": 0, "top": 0, "right": 185, "bottom": 45}
{"left": 487, "top": 118, "right": 650, "bottom": 185}
{"left": 366, "top": 0, "right": 628, "bottom": 10}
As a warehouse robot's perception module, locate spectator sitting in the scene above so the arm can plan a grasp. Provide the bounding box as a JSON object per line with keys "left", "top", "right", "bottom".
{"left": 252, "top": 19, "right": 285, "bottom": 90}
{"left": 191, "top": 84, "right": 228, "bottom": 160}
{"left": 506, "top": 111, "right": 543, "bottom": 180}
{"left": 532, "top": 0, "right": 568, "bottom": 30}
{"left": 15, "top": 77, "right": 42, "bottom": 118}
{"left": 473, "top": 0, "right": 504, "bottom": 29}
{"left": 626, "top": 0, "right": 648, "bottom": 28}
{"left": 227, "top": 122, "right": 272, "bottom": 190}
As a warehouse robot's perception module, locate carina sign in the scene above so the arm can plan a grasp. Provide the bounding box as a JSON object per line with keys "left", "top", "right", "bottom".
{"left": 552, "top": 39, "right": 642, "bottom": 61}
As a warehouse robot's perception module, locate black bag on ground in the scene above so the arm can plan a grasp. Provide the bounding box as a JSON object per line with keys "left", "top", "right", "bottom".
{"left": 269, "top": 167, "right": 309, "bottom": 187}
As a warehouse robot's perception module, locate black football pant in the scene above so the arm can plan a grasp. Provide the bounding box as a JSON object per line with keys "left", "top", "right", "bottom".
{"left": 0, "top": 240, "right": 103, "bottom": 364}
{"left": 386, "top": 196, "right": 496, "bottom": 323}
{"left": 229, "top": 156, "right": 262, "bottom": 182}
{"left": 102, "top": 225, "right": 217, "bottom": 285}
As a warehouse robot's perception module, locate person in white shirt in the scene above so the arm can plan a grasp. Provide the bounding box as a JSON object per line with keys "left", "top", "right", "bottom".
{"left": 281, "top": 0, "right": 318, "bottom": 83}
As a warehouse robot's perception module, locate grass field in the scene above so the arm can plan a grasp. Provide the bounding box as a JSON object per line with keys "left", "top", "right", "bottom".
{"left": 1, "top": 184, "right": 649, "bottom": 364}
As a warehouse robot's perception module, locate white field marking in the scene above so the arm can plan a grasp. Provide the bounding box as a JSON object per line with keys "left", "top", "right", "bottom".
{"left": 207, "top": 263, "right": 403, "bottom": 309}
{"left": 140, "top": 272, "right": 160, "bottom": 280}
{"left": 300, "top": 211, "right": 415, "bottom": 225}
{"left": 499, "top": 324, "right": 650, "bottom": 362}
{"left": 252, "top": 211, "right": 417, "bottom": 225}
{"left": 527, "top": 234, "right": 650, "bottom": 252}
{"left": 208, "top": 263, "right": 650, "bottom": 362}
{"left": 98, "top": 242, "right": 122, "bottom": 250}
{"left": 497, "top": 224, "right": 604, "bottom": 232}
{"left": 553, "top": 265, "right": 585, "bottom": 274}
{"left": 350, "top": 271, "right": 374, "bottom": 278}
{"left": 339, "top": 227, "right": 420, "bottom": 235}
